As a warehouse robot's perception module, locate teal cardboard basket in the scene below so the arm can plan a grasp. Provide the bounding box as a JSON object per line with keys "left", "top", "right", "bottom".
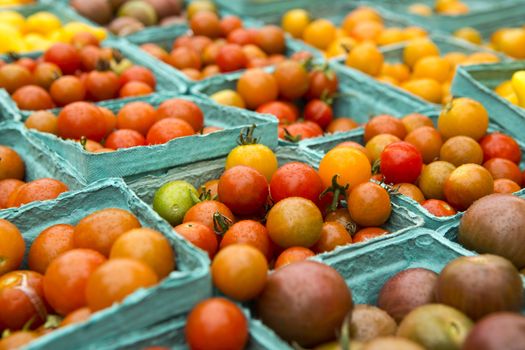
{"left": 367, "top": 0, "right": 525, "bottom": 38}
{"left": 0, "top": 38, "right": 187, "bottom": 121}
{"left": 451, "top": 61, "right": 525, "bottom": 143}
{"left": 316, "top": 226, "right": 525, "bottom": 319}
{"left": 191, "top": 60, "right": 430, "bottom": 146}
{"left": 126, "top": 147, "right": 424, "bottom": 247}
{"left": 0, "top": 121, "right": 85, "bottom": 211}
{"left": 23, "top": 92, "right": 278, "bottom": 184}
{"left": 96, "top": 311, "right": 292, "bottom": 350}
{"left": 0, "top": 178, "right": 211, "bottom": 350}
{"left": 301, "top": 110, "right": 525, "bottom": 230}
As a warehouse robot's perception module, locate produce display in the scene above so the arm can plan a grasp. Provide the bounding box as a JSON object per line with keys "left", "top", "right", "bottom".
{"left": 0, "top": 10, "right": 105, "bottom": 54}
{"left": 209, "top": 59, "right": 355, "bottom": 141}
{"left": 0, "top": 0, "right": 525, "bottom": 349}
{"left": 25, "top": 97, "right": 220, "bottom": 152}
{"left": 0, "top": 145, "right": 70, "bottom": 209}
{"left": 139, "top": 14, "right": 306, "bottom": 81}
{"left": 344, "top": 37, "right": 500, "bottom": 104}
{"left": 69, "top": 0, "right": 188, "bottom": 36}
{"left": 0, "top": 39, "right": 158, "bottom": 111}
{"left": 281, "top": 6, "right": 429, "bottom": 58}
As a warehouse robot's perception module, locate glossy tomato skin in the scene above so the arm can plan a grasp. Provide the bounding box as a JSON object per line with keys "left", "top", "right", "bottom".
{"left": 85, "top": 70, "right": 120, "bottom": 101}
{"left": 380, "top": 142, "right": 423, "bottom": 184}
{"left": 304, "top": 99, "right": 334, "bottom": 129}
{"left": 270, "top": 162, "right": 323, "bottom": 203}
{"left": 43, "top": 43, "right": 81, "bottom": 75}
{"left": 256, "top": 101, "right": 297, "bottom": 125}
{"left": 218, "top": 165, "right": 269, "bottom": 216}
{"left": 57, "top": 102, "right": 107, "bottom": 142}
{"left": 216, "top": 44, "right": 248, "bottom": 73}
{"left": 185, "top": 298, "right": 248, "bottom": 350}
{"left": 0, "top": 271, "right": 48, "bottom": 330}
{"left": 306, "top": 68, "right": 339, "bottom": 100}
{"left": 421, "top": 199, "right": 457, "bottom": 217}
{"left": 480, "top": 132, "right": 522, "bottom": 164}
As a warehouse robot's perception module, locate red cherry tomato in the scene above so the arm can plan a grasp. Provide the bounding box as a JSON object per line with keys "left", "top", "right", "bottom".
{"left": 256, "top": 101, "right": 297, "bottom": 125}
{"left": 304, "top": 99, "right": 334, "bottom": 129}
{"left": 43, "top": 43, "right": 81, "bottom": 75}
{"left": 218, "top": 165, "right": 269, "bottom": 216}
{"left": 105, "top": 129, "right": 146, "bottom": 149}
{"left": 479, "top": 132, "right": 522, "bottom": 164}
{"left": 270, "top": 162, "right": 324, "bottom": 203}
{"left": 380, "top": 141, "right": 423, "bottom": 184}
{"left": 306, "top": 68, "right": 339, "bottom": 100}
{"left": 216, "top": 44, "right": 248, "bottom": 73}
{"left": 282, "top": 121, "right": 323, "bottom": 141}
{"left": 421, "top": 199, "right": 457, "bottom": 217}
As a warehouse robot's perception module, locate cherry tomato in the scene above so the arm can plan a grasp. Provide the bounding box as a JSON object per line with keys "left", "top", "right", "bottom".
{"left": 347, "top": 182, "right": 392, "bottom": 227}
{"left": 225, "top": 142, "right": 278, "bottom": 182}
{"left": 421, "top": 199, "right": 457, "bottom": 217}
{"left": 312, "top": 221, "right": 352, "bottom": 253}
{"left": 380, "top": 141, "right": 423, "bottom": 184}
{"left": 220, "top": 16, "right": 243, "bottom": 36}
{"left": 304, "top": 99, "right": 334, "bottom": 129}
{"left": 274, "top": 247, "right": 315, "bottom": 269}
{"left": 319, "top": 147, "right": 371, "bottom": 190}
{"left": 256, "top": 101, "right": 297, "bottom": 125}
{"left": 175, "top": 222, "right": 218, "bottom": 259}
{"left": 216, "top": 44, "right": 247, "bottom": 73}
{"left": 220, "top": 220, "right": 272, "bottom": 260}
{"left": 185, "top": 298, "right": 248, "bottom": 350}
{"left": 480, "top": 132, "right": 522, "bottom": 164}
{"left": 105, "top": 129, "right": 146, "bottom": 149}
{"left": 270, "top": 162, "right": 323, "bottom": 203}
{"left": 119, "top": 66, "right": 156, "bottom": 89}
{"left": 228, "top": 28, "right": 256, "bottom": 46}
{"left": 0, "top": 271, "right": 48, "bottom": 330}
{"left": 306, "top": 67, "right": 339, "bottom": 100}
{"left": 273, "top": 60, "right": 309, "bottom": 100}
{"left": 283, "top": 121, "right": 323, "bottom": 141}
{"left": 266, "top": 197, "right": 323, "bottom": 248}
{"left": 183, "top": 200, "right": 235, "bottom": 234}
{"left": 218, "top": 165, "right": 269, "bottom": 216}
{"left": 43, "top": 43, "right": 81, "bottom": 75}
{"left": 353, "top": 227, "right": 389, "bottom": 243}
{"left": 85, "top": 70, "right": 120, "bottom": 101}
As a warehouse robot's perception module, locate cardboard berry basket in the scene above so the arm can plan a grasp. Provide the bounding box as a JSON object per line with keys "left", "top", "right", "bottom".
{"left": 95, "top": 310, "right": 292, "bottom": 350}
{"left": 14, "top": 92, "right": 278, "bottom": 184}
{"left": 332, "top": 33, "right": 509, "bottom": 111}
{"left": 122, "top": 21, "right": 322, "bottom": 89}
{"left": 0, "top": 38, "right": 187, "bottom": 121}
{"left": 301, "top": 109, "right": 525, "bottom": 230}
{"left": 125, "top": 146, "right": 424, "bottom": 247}
{"left": 191, "top": 60, "right": 430, "bottom": 146}
{"left": 0, "top": 177, "right": 211, "bottom": 350}
{"left": 0, "top": 121, "right": 85, "bottom": 212}
{"left": 365, "top": 0, "right": 525, "bottom": 38}
{"left": 451, "top": 61, "right": 525, "bottom": 143}
{"left": 315, "top": 227, "right": 524, "bottom": 313}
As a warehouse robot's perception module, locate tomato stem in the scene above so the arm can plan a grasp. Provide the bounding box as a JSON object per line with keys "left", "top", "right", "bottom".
{"left": 197, "top": 187, "right": 214, "bottom": 201}
{"left": 237, "top": 124, "right": 259, "bottom": 145}
{"left": 283, "top": 128, "right": 301, "bottom": 143}
{"left": 371, "top": 159, "right": 381, "bottom": 175}
{"left": 42, "top": 315, "right": 62, "bottom": 330}
{"left": 320, "top": 175, "right": 349, "bottom": 214}
{"left": 213, "top": 212, "right": 233, "bottom": 234}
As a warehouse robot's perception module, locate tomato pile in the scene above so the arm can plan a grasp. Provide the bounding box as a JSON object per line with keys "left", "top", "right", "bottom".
{"left": 210, "top": 59, "right": 364, "bottom": 141}
{"left": 281, "top": 6, "right": 429, "bottom": 58}
{"left": 0, "top": 209, "right": 175, "bottom": 348}
{"left": 326, "top": 97, "right": 524, "bottom": 217}
{"left": 140, "top": 11, "right": 295, "bottom": 80}
{"left": 0, "top": 145, "right": 69, "bottom": 209}
{"left": 344, "top": 38, "right": 500, "bottom": 104}
{"left": 0, "top": 38, "right": 157, "bottom": 111}
{"left": 152, "top": 129, "right": 398, "bottom": 275}
{"left": 24, "top": 98, "right": 220, "bottom": 152}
